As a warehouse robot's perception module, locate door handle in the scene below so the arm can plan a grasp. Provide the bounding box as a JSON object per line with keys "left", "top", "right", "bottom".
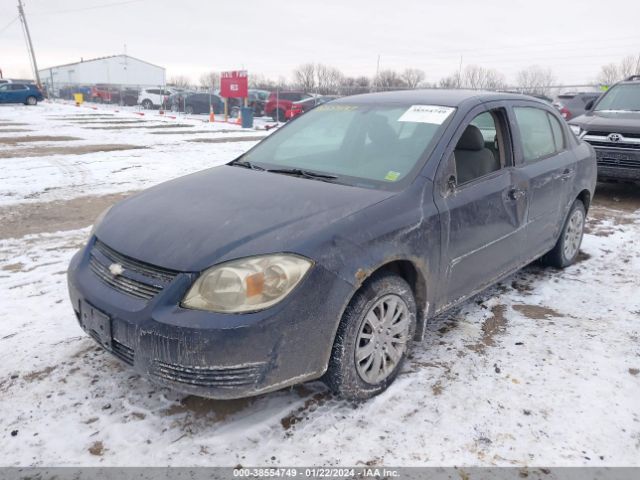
{"left": 560, "top": 168, "right": 575, "bottom": 181}
{"left": 508, "top": 188, "right": 526, "bottom": 201}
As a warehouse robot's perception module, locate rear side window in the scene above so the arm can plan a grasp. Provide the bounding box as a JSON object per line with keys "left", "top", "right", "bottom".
{"left": 547, "top": 113, "right": 565, "bottom": 151}
{"left": 10, "top": 84, "right": 26, "bottom": 90}
{"left": 514, "top": 107, "right": 556, "bottom": 162}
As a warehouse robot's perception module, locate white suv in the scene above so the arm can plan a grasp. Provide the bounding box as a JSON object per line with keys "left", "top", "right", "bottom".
{"left": 137, "top": 87, "right": 176, "bottom": 109}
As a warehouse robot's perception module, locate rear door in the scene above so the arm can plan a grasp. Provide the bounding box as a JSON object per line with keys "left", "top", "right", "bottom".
{"left": 434, "top": 102, "right": 529, "bottom": 307}
{"left": 8, "top": 84, "right": 27, "bottom": 102}
{"left": 0, "top": 84, "right": 8, "bottom": 103}
{"left": 510, "top": 103, "right": 576, "bottom": 254}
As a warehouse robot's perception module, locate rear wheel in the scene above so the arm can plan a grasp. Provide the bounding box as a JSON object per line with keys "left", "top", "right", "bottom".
{"left": 324, "top": 272, "right": 416, "bottom": 401}
{"left": 185, "top": 105, "right": 194, "bottom": 115}
{"left": 541, "top": 199, "right": 586, "bottom": 268}
{"left": 272, "top": 109, "right": 286, "bottom": 122}
{"left": 141, "top": 99, "right": 153, "bottom": 109}
{"left": 26, "top": 96, "right": 38, "bottom": 106}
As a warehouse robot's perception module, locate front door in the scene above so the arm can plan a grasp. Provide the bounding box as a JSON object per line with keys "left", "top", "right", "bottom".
{"left": 434, "top": 104, "right": 529, "bottom": 308}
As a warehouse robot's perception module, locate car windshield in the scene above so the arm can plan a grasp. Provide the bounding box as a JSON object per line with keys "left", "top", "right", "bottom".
{"left": 595, "top": 84, "right": 640, "bottom": 112}
{"left": 240, "top": 103, "right": 454, "bottom": 189}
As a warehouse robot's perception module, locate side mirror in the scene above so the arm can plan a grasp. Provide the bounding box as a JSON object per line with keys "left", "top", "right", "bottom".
{"left": 584, "top": 100, "right": 594, "bottom": 111}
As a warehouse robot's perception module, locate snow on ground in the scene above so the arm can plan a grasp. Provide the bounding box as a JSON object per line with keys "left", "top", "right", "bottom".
{"left": 0, "top": 102, "right": 271, "bottom": 207}
{"left": 0, "top": 102, "right": 639, "bottom": 467}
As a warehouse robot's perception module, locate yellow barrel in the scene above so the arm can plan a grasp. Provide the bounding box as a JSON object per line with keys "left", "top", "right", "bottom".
{"left": 73, "top": 93, "right": 84, "bottom": 104}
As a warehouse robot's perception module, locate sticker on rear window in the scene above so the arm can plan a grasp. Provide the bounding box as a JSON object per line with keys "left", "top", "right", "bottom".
{"left": 398, "top": 105, "right": 455, "bottom": 125}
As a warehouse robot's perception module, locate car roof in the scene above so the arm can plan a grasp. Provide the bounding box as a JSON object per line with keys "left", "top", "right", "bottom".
{"left": 332, "top": 89, "right": 539, "bottom": 107}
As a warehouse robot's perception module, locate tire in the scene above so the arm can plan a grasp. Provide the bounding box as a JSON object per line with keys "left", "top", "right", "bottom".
{"left": 541, "top": 199, "right": 586, "bottom": 268}
{"left": 272, "top": 109, "right": 286, "bottom": 122}
{"left": 185, "top": 105, "right": 194, "bottom": 115}
{"left": 141, "top": 99, "right": 153, "bottom": 110}
{"left": 26, "top": 96, "right": 37, "bottom": 106}
{"left": 323, "top": 272, "right": 416, "bottom": 401}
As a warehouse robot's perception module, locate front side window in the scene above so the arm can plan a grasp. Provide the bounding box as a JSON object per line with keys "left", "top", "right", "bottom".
{"left": 453, "top": 110, "right": 504, "bottom": 185}
{"left": 594, "top": 84, "right": 640, "bottom": 112}
{"left": 514, "top": 107, "right": 556, "bottom": 162}
{"left": 241, "top": 103, "right": 455, "bottom": 189}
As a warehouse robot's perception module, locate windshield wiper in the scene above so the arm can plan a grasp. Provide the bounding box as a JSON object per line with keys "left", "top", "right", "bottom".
{"left": 266, "top": 167, "right": 339, "bottom": 182}
{"left": 229, "top": 159, "right": 265, "bottom": 171}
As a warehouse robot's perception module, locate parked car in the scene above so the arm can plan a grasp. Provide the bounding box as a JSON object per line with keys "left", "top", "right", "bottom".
{"left": 553, "top": 92, "right": 601, "bottom": 120}
{"left": 0, "top": 82, "right": 44, "bottom": 105}
{"left": 285, "top": 95, "right": 340, "bottom": 120}
{"left": 168, "top": 90, "right": 195, "bottom": 112}
{"left": 569, "top": 75, "right": 640, "bottom": 181}
{"left": 248, "top": 89, "right": 269, "bottom": 116}
{"left": 264, "top": 90, "right": 312, "bottom": 121}
{"left": 91, "top": 85, "right": 122, "bottom": 104}
{"left": 120, "top": 88, "right": 140, "bottom": 107}
{"left": 137, "top": 87, "right": 175, "bottom": 109}
{"left": 68, "top": 90, "right": 596, "bottom": 401}
{"left": 181, "top": 93, "right": 224, "bottom": 115}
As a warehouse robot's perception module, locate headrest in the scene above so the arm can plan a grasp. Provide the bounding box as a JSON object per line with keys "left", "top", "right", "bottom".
{"left": 456, "top": 125, "right": 485, "bottom": 151}
{"left": 366, "top": 114, "right": 397, "bottom": 146}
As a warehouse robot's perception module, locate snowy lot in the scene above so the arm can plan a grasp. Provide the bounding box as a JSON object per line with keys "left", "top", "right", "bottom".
{"left": 0, "top": 102, "right": 639, "bottom": 467}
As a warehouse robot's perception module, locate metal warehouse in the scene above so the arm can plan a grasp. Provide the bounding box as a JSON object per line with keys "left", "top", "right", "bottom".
{"left": 39, "top": 54, "right": 166, "bottom": 89}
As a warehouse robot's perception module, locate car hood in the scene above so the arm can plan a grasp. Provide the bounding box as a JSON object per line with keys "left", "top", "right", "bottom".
{"left": 570, "top": 110, "right": 640, "bottom": 134}
{"left": 95, "top": 165, "right": 394, "bottom": 272}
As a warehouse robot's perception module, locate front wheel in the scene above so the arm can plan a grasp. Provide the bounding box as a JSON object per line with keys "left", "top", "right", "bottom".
{"left": 185, "top": 105, "right": 194, "bottom": 114}
{"left": 323, "top": 272, "right": 416, "bottom": 401}
{"left": 141, "top": 99, "right": 153, "bottom": 109}
{"left": 26, "top": 96, "right": 37, "bottom": 106}
{"left": 541, "top": 199, "right": 586, "bottom": 268}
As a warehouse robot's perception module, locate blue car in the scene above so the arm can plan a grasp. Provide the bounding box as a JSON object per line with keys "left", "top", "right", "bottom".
{"left": 0, "top": 82, "right": 44, "bottom": 105}
{"left": 67, "top": 90, "right": 596, "bottom": 401}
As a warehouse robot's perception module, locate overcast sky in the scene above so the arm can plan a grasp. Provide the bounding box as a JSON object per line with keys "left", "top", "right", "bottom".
{"left": 1, "top": 0, "right": 639, "bottom": 86}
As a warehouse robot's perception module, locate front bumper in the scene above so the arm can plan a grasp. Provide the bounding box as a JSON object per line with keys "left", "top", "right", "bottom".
{"left": 592, "top": 146, "right": 640, "bottom": 180}
{"left": 67, "top": 238, "right": 352, "bottom": 399}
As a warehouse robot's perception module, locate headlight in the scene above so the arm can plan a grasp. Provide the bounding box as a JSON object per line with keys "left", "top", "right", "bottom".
{"left": 569, "top": 124, "right": 582, "bottom": 136}
{"left": 182, "top": 254, "right": 313, "bottom": 313}
{"left": 90, "top": 205, "right": 112, "bottom": 237}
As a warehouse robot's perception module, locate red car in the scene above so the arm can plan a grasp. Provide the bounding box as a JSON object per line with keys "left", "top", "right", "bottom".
{"left": 285, "top": 95, "right": 340, "bottom": 120}
{"left": 264, "top": 91, "right": 312, "bottom": 121}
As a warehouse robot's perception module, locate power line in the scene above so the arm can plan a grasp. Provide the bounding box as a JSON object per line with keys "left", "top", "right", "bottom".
{"left": 0, "top": 15, "right": 19, "bottom": 35}
{"left": 31, "top": 0, "right": 146, "bottom": 16}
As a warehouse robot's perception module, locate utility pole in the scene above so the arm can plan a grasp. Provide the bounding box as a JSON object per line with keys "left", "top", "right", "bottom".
{"left": 375, "top": 54, "right": 380, "bottom": 92}
{"left": 17, "top": 0, "right": 41, "bottom": 86}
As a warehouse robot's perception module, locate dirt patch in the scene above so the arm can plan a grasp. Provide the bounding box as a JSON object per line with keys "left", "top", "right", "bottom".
{"left": 88, "top": 441, "right": 104, "bottom": 456}
{"left": 0, "top": 135, "right": 82, "bottom": 145}
{"left": 0, "top": 144, "right": 146, "bottom": 159}
{"left": 47, "top": 114, "right": 115, "bottom": 119}
{"left": 2, "top": 262, "right": 25, "bottom": 272}
{"left": 23, "top": 366, "right": 56, "bottom": 382}
{"left": 0, "top": 128, "right": 33, "bottom": 133}
{"left": 84, "top": 123, "right": 194, "bottom": 130}
{"left": 593, "top": 182, "right": 640, "bottom": 213}
{"left": 0, "top": 122, "right": 29, "bottom": 126}
{"left": 281, "top": 392, "right": 331, "bottom": 430}
{"left": 163, "top": 395, "right": 254, "bottom": 421}
{"left": 629, "top": 368, "right": 639, "bottom": 376}
{"left": 468, "top": 304, "right": 507, "bottom": 353}
{"left": 188, "top": 135, "right": 268, "bottom": 143}
{"left": 149, "top": 128, "right": 246, "bottom": 135}
{"left": 0, "top": 191, "right": 137, "bottom": 239}
{"left": 69, "top": 120, "right": 147, "bottom": 125}
{"left": 512, "top": 304, "right": 564, "bottom": 320}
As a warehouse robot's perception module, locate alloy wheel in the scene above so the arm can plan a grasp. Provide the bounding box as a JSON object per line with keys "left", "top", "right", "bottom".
{"left": 563, "top": 208, "right": 584, "bottom": 260}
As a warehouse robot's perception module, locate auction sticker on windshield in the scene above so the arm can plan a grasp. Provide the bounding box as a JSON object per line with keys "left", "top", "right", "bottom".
{"left": 398, "top": 105, "right": 455, "bottom": 124}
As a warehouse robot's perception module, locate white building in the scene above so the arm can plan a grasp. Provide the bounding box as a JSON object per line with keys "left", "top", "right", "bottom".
{"left": 39, "top": 54, "right": 166, "bottom": 89}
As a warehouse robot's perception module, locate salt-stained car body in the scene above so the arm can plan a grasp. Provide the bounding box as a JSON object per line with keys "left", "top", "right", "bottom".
{"left": 67, "top": 90, "right": 596, "bottom": 400}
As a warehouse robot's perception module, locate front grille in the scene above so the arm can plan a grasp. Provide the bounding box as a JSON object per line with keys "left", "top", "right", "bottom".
{"left": 586, "top": 130, "right": 640, "bottom": 139}
{"left": 112, "top": 339, "right": 134, "bottom": 365}
{"left": 149, "top": 360, "right": 266, "bottom": 388}
{"left": 587, "top": 140, "right": 640, "bottom": 150}
{"left": 594, "top": 148, "right": 640, "bottom": 169}
{"left": 89, "top": 240, "right": 178, "bottom": 300}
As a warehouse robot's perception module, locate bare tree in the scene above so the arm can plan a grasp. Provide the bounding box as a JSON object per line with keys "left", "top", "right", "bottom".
{"left": 438, "top": 72, "right": 461, "bottom": 88}
{"left": 401, "top": 68, "right": 425, "bottom": 89}
{"left": 516, "top": 65, "right": 556, "bottom": 96}
{"left": 249, "top": 74, "right": 278, "bottom": 90}
{"left": 597, "top": 54, "right": 640, "bottom": 85}
{"left": 375, "top": 69, "right": 407, "bottom": 90}
{"left": 293, "top": 63, "right": 317, "bottom": 91}
{"left": 168, "top": 75, "right": 192, "bottom": 88}
{"left": 199, "top": 71, "right": 219, "bottom": 90}
{"left": 462, "top": 65, "right": 506, "bottom": 90}
{"left": 316, "top": 64, "right": 344, "bottom": 94}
